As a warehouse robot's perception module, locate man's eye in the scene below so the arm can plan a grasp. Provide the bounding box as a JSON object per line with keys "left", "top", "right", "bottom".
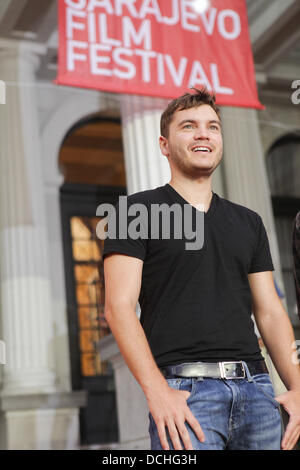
{"left": 210, "top": 125, "right": 219, "bottom": 130}
{"left": 183, "top": 124, "right": 192, "bottom": 129}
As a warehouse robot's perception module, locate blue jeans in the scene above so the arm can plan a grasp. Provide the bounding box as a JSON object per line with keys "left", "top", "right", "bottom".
{"left": 149, "top": 367, "right": 283, "bottom": 450}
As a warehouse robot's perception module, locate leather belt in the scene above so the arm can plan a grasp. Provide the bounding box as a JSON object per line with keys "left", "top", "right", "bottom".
{"left": 160, "top": 360, "right": 268, "bottom": 380}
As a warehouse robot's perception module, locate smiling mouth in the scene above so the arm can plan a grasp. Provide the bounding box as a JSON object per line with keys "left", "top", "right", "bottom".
{"left": 191, "top": 146, "right": 212, "bottom": 153}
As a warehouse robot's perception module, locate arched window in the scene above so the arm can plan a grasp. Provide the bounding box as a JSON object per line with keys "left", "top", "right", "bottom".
{"left": 267, "top": 134, "right": 300, "bottom": 198}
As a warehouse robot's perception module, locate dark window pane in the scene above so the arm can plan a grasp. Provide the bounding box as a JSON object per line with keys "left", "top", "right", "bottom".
{"left": 76, "top": 284, "right": 98, "bottom": 305}
{"left": 81, "top": 352, "right": 105, "bottom": 376}
{"left": 80, "top": 329, "right": 100, "bottom": 353}
{"left": 74, "top": 264, "right": 99, "bottom": 283}
{"left": 78, "top": 306, "right": 98, "bottom": 329}
{"left": 70, "top": 215, "right": 110, "bottom": 377}
{"left": 73, "top": 240, "right": 93, "bottom": 261}
{"left": 71, "top": 216, "right": 91, "bottom": 240}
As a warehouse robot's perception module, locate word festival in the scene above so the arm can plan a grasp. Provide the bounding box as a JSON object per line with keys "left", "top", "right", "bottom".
{"left": 65, "top": 0, "right": 241, "bottom": 92}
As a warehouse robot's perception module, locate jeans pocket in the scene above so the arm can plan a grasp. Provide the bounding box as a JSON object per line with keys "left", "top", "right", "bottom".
{"left": 165, "top": 378, "right": 183, "bottom": 390}
{"left": 179, "top": 378, "right": 197, "bottom": 403}
{"left": 166, "top": 378, "right": 196, "bottom": 400}
{"left": 252, "top": 373, "right": 280, "bottom": 408}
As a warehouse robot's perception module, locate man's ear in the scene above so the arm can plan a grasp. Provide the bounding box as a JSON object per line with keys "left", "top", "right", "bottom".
{"left": 159, "top": 135, "right": 169, "bottom": 157}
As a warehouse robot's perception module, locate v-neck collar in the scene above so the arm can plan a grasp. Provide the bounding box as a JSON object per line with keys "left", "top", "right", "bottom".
{"left": 164, "top": 183, "right": 218, "bottom": 219}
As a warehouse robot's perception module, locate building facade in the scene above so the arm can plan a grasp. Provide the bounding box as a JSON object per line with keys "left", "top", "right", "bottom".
{"left": 0, "top": 0, "right": 299, "bottom": 449}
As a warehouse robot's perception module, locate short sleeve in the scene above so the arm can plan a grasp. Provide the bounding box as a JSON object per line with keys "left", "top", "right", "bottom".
{"left": 248, "top": 215, "right": 274, "bottom": 273}
{"left": 102, "top": 198, "right": 147, "bottom": 261}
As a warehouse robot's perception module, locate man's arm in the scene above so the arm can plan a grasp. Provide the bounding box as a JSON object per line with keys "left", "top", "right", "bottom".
{"left": 104, "top": 253, "right": 205, "bottom": 450}
{"left": 249, "top": 270, "right": 300, "bottom": 450}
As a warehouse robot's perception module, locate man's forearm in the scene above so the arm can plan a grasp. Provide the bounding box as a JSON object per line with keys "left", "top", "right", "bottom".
{"left": 105, "top": 304, "right": 168, "bottom": 398}
{"left": 255, "top": 307, "right": 300, "bottom": 390}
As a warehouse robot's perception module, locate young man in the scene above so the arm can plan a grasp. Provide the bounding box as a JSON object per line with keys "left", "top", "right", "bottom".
{"left": 103, "top": 88, "right": 300, "bottom": 450}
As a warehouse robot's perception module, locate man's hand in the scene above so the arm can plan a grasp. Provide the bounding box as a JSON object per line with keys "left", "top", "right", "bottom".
{"left": 275, "top": 390, "right": 300, "bottom": 450}
{"left": 147, "top": 383, "right": 205, "bottom": 450}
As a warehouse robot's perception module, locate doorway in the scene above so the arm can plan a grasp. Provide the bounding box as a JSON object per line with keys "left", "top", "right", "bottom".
{"left": 59, "top": 116, "right": 126, "bottom": 445}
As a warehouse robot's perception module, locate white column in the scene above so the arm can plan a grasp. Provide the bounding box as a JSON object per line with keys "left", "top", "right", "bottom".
{"left": 120, "top": 94, "right": 171, "bottom": 194}
{"left": 220, "top": 107, "right": 283, "bottom": 284}
{"left": 0, "top": 41, "right": 56, "bottom": 395}
{"left": 220, "top": 106, "right": 286, "bottom": 395}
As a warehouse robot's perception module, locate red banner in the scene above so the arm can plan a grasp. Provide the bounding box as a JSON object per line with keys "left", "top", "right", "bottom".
{"left": 56, "top": 0, "right": 263, "bottom": 109}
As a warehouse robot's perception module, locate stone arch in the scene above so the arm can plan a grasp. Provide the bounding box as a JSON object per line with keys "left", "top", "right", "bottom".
{"left": 41, "top": 91, "right": 121, "bottom": 186}
{"left": 59, "top": 115, "right": 125, "bottom": 186}
{"left": 262, "top": 125, "right": 300, "bottom": 158}
{"left": 266, "top": 131, "right": 300, "bottom": 197}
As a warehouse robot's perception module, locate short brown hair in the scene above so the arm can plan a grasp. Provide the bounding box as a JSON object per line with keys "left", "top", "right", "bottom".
{"left": 160, "top": 87, "right": 220, "bottom": 138}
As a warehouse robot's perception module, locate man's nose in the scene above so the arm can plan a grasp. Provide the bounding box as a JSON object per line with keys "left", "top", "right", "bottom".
{"left": 194, "top": 126, "right": 209, "bottom": 139}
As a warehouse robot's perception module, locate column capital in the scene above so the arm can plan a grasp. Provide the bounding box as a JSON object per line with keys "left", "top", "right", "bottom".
{"left": 0, "top": 38, "right": 47, "bottom": 70}
{"left": 120, "top": 93, "right": 168, "bottom": 126}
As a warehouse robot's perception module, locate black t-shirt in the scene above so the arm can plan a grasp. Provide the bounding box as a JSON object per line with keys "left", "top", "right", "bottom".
{"left": 103, "top": 183, "right": 274, "bottom": 367}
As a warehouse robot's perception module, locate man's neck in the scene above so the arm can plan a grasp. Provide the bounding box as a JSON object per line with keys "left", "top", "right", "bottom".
{"left": 168, "top": 177, "right": 213, "bottom": 212}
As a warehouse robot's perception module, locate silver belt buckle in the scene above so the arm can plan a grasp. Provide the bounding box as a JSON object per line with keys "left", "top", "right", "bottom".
{"left": 219, "top": 361, "right": 246, "bottom": 379}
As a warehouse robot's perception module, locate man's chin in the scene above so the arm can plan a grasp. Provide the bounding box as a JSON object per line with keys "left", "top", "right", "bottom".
{"left": 190, "top": 165, "right": 216, "bottom": 176}
{"left": 173, "top": 158, "right": 222, "bottom": 177}
{"left": 182, "top": 168, "right": 215, "bottom": 179}
{"left": 192, "top": 158, "right": 222, "bottom": 174}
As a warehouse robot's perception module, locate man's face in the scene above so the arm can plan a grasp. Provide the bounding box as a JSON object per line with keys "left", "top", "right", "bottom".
{"left": 159, "top": 105, "right": 223, "bottom": 178}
